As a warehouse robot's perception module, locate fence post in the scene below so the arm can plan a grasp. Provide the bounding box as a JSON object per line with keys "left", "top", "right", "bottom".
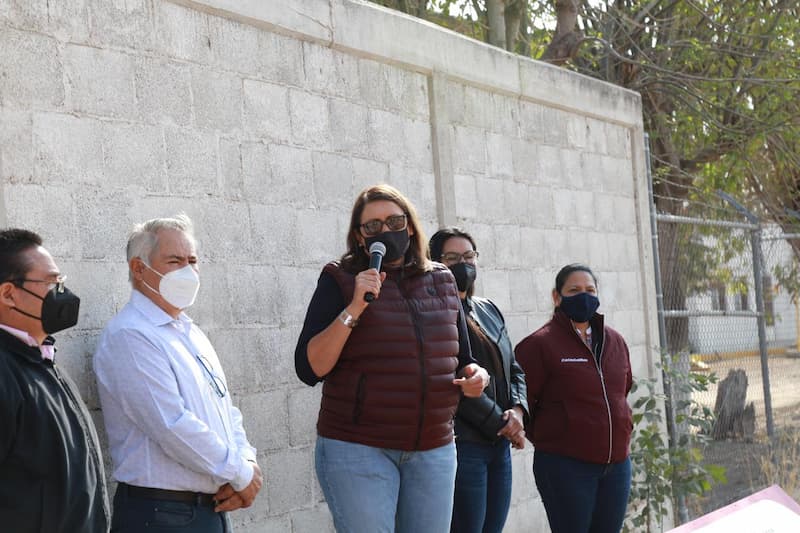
{"left": 751, "top": 228, "right": 775, "bottom": 437}
{"left": 645, "top": 133, "right": 689, "bottom": 524}
{"left": 717, "top": 191, "right": 775, "bottom": 438}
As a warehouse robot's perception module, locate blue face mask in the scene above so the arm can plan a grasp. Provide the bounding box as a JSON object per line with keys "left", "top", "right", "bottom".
{"left": 559, "top": 292, "right": 599, "bottom": 323}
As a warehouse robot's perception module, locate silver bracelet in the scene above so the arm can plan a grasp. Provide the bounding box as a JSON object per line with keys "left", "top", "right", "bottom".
{"left": 338, "top": 309, "right": 359, "bottom": 328}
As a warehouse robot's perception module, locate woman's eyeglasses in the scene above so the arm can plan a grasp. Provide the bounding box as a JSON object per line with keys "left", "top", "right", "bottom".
{"left": 195, "top": 354, "right": 227, "bottom": 398}
{"left": 440, "top": 251, "right": 480, "bottom": 264}
{"left": 359, "top": 214, "right": 408, "bottom": 237}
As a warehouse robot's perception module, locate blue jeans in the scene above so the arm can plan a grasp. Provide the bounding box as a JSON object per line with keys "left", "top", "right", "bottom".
{"left": 315, "top": 436, "right": 457, "bottom": 533}
{"left": 110, "top": 484, "right": 232, "bottom": 533}
{"left": 451, "top": 439, "right": 512, "bottom": 533}
{"left": 533, "top": 451, "right": 631, "bottom": 533}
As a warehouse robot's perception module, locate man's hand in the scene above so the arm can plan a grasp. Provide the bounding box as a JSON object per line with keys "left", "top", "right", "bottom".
{"left": 214, "top": 463, "right": 263, "bottom": 512}
{"left": 453, "top": 363, "right": 489, "bottom": 398}
{"left": 498, "top": 406, "right": 525, "bottom": 449}
{"left": 237, "top": 463, "right": 263, "bottom": 508}
{"left": 214, "top": 483, "right": 245, "bottom": 512}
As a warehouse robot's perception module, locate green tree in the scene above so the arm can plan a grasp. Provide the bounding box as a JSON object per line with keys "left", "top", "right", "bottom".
{"left": 369, "top": 0, "right": 800, "bottom": 352}
{"left": 534, "top": 0, "right": 799, "bottom": 351}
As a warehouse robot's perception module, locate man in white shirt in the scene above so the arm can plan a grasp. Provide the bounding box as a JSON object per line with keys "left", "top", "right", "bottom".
{"left": 93, "top": 215, "right": 261, "bottom": 532}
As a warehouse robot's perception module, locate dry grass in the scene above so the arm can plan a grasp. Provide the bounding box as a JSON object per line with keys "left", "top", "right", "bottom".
{"left": 757, "top": 428, "right": 800, "bottom": 502}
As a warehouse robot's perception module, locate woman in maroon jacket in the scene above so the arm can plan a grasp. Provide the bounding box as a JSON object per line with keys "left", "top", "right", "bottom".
{"left": 295, "top": 185, "right": 489, "bottom": 533}
{"left": 514, "top": 264, "right": 633, "bottom": 533}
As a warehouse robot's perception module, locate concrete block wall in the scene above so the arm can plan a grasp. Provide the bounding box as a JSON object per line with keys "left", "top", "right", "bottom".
{"left": 0, "top": 0, "right": 660, "bottom": 531}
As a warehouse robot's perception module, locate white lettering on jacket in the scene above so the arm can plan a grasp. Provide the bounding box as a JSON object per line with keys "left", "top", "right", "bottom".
{"left": 561, "top": 357, "right": 589, "bottom": 363}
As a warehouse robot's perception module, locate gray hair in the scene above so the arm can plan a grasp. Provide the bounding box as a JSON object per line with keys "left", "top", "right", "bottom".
{"left": 126, "top": 214, "right": 196, "bottom": 281}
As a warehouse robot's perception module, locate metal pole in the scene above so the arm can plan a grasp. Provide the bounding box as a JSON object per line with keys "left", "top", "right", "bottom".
{"left": 795, "top": 299, "right": 800, "bottom": 354}
{"left": 751, "top": 228, "right": 776, "bottom": 437}
{"left": 645, "top": 137, "right": 669, "bottom": 356}
{"left": 656, "top": 213, "right": 759, "bottom": 231}
{"left": 644, "top": 134, "right": 689, "bottom": 524}
{"left": 716, "top": 191, "right": 775, "bottom": 438}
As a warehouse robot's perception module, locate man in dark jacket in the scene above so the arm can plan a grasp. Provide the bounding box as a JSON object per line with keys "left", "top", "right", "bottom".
{"left": 0, "top": 228, "right": 109, "bottom": 533}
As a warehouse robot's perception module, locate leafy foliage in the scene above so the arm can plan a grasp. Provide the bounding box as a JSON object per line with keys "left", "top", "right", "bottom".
{"left": 625, "top": 354, "right": 725, "bottom": 531}
{"left": 772, "top": 261, "right": 800, "bottom": 304}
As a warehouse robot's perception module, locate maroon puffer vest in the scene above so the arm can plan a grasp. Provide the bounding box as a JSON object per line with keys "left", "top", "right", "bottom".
{"left": 317, "top": 261, "right": 462, "bottom": 451}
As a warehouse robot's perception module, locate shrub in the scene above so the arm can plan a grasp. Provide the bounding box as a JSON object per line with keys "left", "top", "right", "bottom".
{"left": 625, "top": 354, "right": 726, "bottom": 532}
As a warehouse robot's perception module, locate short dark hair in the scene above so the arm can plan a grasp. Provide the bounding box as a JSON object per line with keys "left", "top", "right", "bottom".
{"left": 555, "top": 263, "right": 597, "bottom": 293}
{"left": 0, "top": 229, "right": 43, "bottom": 285}
{"left": 429, "top": 227, "right": 478, "bottom": 298}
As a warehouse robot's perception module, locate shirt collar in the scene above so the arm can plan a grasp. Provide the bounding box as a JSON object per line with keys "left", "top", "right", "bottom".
{"left": 130, "top": 289, "right": 193, "bottom": 328}
{"left": 0, "top": 324, "right": 56, "bottom": 361}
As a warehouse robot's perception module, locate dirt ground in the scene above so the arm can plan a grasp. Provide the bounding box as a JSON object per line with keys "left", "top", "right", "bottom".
{"left": 688, "top": 354, "right": 800, "bottom": 518}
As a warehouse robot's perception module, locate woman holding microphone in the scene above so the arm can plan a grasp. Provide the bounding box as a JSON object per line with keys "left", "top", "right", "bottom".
{"left": 295, "top": 185, "right": 489, "bottom": 533}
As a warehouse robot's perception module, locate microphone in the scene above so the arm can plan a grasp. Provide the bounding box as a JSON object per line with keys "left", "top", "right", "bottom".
{"left": 364, "top": 241, "right": 386, "bottom": 302}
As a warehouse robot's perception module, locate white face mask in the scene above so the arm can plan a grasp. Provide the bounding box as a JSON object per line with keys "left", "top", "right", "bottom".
{"left": 142, "top": 263, "right": 200, "bottom": 310}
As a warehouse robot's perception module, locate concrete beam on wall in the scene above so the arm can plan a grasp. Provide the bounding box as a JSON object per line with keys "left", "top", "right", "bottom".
{"left": 0, "top": 158, "right": 6, "bottom": 227}
{"left": 178, "top": 0, "right": 644, "bottom": 128}
{"left": 172, "top": 0, "right": 334, "bottom": 43}
{"left": 428, "top": 72, "right": 456, "bottom": 227}
{"left": 330, "top": 0, "right": 521, "bottom": 94}
{"left": 629, "top": 126, "right": 660, "bottom": 377}
{"left": 517, "top": 60, "right": 643, "bottom": 127}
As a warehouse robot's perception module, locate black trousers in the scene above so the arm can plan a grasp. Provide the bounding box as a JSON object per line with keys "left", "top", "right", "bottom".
{"left": 111, "top": 484, "right": 232, "bottom": 533}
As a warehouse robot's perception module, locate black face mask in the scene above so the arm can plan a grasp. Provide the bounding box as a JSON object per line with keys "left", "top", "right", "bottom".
{"left": 364, "top": 229, "right": 410, "bottom": 264}
{"left": 449, "top": 262, "right": 477, "bottom": 293}
{"left": 13, "top": 284, "right": 81, "bottom": 334}
{"left": 558, "top": 292, "right": 599, "bottom": 323}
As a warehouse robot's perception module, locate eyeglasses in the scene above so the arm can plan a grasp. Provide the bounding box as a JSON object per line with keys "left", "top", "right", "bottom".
{"left": 195, "top": 354, "right": 227, "bottom": 398}
{"left": 359, "top": 214, "right": 408, "bottom": 237}
{"left": 440, "top": 251, "right": 479, "bottom": 264}
{"left": 15, "top": 275, "right": 68, "bottom": 293}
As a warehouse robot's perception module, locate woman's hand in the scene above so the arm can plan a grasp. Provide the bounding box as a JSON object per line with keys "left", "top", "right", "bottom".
{"left": 351, "top": 268, "right": 387, "bottom": 313}
{"left": 453, "top": 363, "right": 489, "bottom": 398}
{"left": 498, "top": 406, "right": 526, "bottom": 449}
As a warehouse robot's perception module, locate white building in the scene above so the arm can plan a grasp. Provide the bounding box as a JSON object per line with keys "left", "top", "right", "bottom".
{"left": 686, "top": 227, "right": 799, "bottom": 355}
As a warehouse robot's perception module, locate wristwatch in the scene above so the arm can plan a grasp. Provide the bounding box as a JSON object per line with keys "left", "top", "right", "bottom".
{"left": 338, "top": 309, "right": 359, "bottom": 328}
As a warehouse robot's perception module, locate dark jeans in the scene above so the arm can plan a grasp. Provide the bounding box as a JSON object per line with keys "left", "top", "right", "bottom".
{"left": 533, "top": 451, "right": 631, "bottom": 533}
{"left": 451, "top": 439, "right": 512, "bottom": 533}
{"left": 111, "top": 484, "right": 232, "bottom": 533}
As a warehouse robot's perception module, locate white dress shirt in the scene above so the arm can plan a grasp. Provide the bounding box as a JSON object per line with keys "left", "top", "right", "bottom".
{"left": 93, "top": 290, "right": 256, "bottom": 493}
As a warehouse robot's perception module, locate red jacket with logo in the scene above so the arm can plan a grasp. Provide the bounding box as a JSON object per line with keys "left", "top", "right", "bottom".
{"left": 514, "top": 309, "right": 633, "bottom": 464}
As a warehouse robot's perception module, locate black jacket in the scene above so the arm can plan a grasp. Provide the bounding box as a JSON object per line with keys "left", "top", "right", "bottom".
{"left": 455, "top": 297, "right": 529, "bottom": 443}
{"left": 0, "top": 329, "right": 110, "bottom": 533}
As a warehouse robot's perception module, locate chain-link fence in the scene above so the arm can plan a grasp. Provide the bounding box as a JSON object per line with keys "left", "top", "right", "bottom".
{"left": 650, "top": 189, "right": 800, "bottom": 522}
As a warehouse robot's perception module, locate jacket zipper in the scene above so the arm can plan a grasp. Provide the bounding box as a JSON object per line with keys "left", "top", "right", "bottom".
{"left": 575, "top": 326, "right": 613, "bottom": 463}
{"left": 473, "top": 310, "right": 509, "bottom": 399}
{"left": 402, "top": 286, "right": 427, "bottom": 450}
{"left": 353, "top": 374, "right": 366, "bottom": 424}
{"left": 52, "top": 364, "right": 110, "bottom": 512}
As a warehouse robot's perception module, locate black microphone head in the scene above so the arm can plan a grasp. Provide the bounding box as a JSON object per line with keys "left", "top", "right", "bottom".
{"left": 368, "top": 241, "right": 387, "bottom": 256}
